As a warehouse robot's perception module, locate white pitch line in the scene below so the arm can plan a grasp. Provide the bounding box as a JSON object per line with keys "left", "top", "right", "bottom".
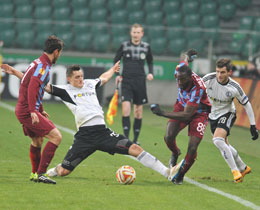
{"left": 1, "top": 101, "right": 259, "bottom": 210}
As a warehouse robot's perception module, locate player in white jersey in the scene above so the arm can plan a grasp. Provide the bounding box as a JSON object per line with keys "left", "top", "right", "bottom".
{"left": 202, "top": 58, "right": 258, "bottom": 182}
{"left": 2, "top": 62, "right": 181, "bottom": 183}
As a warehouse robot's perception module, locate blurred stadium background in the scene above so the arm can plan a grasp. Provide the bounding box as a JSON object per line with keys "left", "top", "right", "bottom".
{"left": 0, "top": 0, "right": 259, "bottom": 58}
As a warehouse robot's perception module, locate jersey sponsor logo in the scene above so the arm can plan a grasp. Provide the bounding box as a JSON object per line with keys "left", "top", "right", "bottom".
{"left": 39, "top": 68, "right": 45, "bottom": 76}
{"left": 73, "top": 91, "right": 96, "bottom": 99}
{"left": 208, "top": 95, "right": 233, "bottom": 103}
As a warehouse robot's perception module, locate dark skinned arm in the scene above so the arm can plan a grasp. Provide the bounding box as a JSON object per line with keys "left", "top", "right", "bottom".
{"left": 150, "top": 104, "right": 197, "bottom": 121}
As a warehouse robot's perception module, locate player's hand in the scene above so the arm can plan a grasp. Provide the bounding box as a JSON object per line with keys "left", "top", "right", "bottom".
{"left": 31, "top": 112, "right": 39, "bottom": 125}
{"left": 41, "top": 111, "right": 50, "bottom": 119}
{"left": 1, "top": 64, "right": 16, "bottom": 75}
{"left": 113, "top": 61, "right": 120, "bottom": 73}
{"left": 147, "top": 73, "right": 154, "bottom": 81}
{"left": 182, "top": 49, "right": 198, "bottom": 62}
{"left": 115, "top": 75, "right": 122, "bottom": 87}
{"left": 250, "top": 125, "right": 258, "bottom": 140}
{"left": 150, "top": 104, "right": 164, "bottom": 116}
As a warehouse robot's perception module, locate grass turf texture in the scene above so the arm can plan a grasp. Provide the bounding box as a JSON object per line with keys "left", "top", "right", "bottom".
{"left": 0, "top": 101, "right": 260, "bottom": 210}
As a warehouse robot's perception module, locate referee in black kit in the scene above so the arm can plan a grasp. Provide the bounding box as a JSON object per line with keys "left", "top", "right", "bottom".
{"left": 114, "top": 23, "right": 154, "bottom": 144}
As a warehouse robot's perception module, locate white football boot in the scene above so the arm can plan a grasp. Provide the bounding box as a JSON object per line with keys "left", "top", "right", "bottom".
{"left": 168, "top": 159, "right": 185, "bottom": 182}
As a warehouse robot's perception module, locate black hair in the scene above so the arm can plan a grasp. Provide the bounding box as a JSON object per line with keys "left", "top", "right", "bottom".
{"left": 43, "top": 35, "right": 64, "bottom": 54}
{"left": 216, "top": 58, "right": 232, "bottom": 72}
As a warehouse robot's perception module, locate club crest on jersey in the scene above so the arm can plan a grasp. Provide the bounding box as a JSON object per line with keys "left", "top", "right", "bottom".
{"left": 226, "top": 91, "right": 232, "bottom": 97}
{"left": 140, "top": 53, "right": 146, "bottom": 59}
{"left": 87, "top": 83, "right": 93, "bottom": 89}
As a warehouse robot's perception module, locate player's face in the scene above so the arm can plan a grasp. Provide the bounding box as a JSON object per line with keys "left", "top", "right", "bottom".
{"left": 177, "top": 72, "right": 192, "bottom": 90}
{"left": 67, "top": 70, "right": 84, "bottom": 88}
{"left": 52, "top": 49, "right": 62, "bottom": 64}
{"left": 216, "top": 66, "right": 230, "bottom": 84}
{"left": 130, "top": 27, "right": 144, "bottom": 44}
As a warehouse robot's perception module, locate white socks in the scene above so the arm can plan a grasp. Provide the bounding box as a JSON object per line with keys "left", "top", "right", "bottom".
{"left": 228, "top": 144, "right": 246, "bottom": 171}
{"left": 213, "top": 137, "right": 239, "bottom": 171}
{"left": 137, "top": 151, "right": 169, "bottom": 178}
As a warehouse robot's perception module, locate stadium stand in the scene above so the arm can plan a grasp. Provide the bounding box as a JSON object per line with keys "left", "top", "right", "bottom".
{"left": 74, "top": 33, "right": 92, "bottom": 51}
{"left": 34, "top": 6, "right": 52, "bottom": 20}
{"left": 0, "top": 0, "right": 258, "bottom": 58}
{"left": 34, "top": 0, "right": 51, "bottom": 6}
{"left": 128, "top": 11, "right": 145, "bottom": 25}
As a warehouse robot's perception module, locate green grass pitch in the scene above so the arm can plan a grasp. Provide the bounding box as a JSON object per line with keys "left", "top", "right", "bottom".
{"left": 0, "top": 101, "right": 260, "bottom": 210}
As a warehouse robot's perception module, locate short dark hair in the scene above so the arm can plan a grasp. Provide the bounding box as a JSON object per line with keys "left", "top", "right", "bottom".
{"left": 44, "top": 35, "right": 64, "bottom": 54}
{"left": 178, "top": 64, "right": 192, "bottom": 77}
{"left": 216, "top": 58, "right": 232, "bottom": 72}
{"left": 66, "top": 64, "right": 81, "bottom": 77}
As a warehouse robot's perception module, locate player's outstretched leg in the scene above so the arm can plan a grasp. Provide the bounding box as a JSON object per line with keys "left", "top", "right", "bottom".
{"left": 47, "top": 164, "right": 61, "bottom": 177}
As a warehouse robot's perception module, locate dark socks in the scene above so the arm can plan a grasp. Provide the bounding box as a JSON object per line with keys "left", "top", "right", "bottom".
{"left": 29, "top": 145, "right": 41, "bottom": 173}
{"left": 179, "top": 152, "right": 197, "bottom": 177}
{"left": 122, "top": 116, "right": 130, "bottom": 138}
{"left": 133, "top": 118, "right": 142, "bottom": 143}
{"left": 37, "top": 142, "right": 58, "bottom": 174}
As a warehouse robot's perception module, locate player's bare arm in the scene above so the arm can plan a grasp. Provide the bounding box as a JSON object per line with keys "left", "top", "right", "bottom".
{"left": 1, "top": 64, "right": 24, "bottom": 79}
{"left": 2, "top": 63, "right": 52, "bottom": 94}
{"left": 100, "top": 60, "right": 120, "bottom": 85}
{"left": 150, "top": 104, "right": 197, "bottom": 121}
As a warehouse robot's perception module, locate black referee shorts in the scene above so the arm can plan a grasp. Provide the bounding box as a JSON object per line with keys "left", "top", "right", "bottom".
{"left": 61, "top": 125, "right": 133, "bottom": 171}
{"left": 121, "top": 77, "right": 148, "bottom": 105}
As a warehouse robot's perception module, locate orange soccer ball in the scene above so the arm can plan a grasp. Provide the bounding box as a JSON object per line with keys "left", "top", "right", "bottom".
{"left": 116, "top": 165, "right": 136, "bottom": 185}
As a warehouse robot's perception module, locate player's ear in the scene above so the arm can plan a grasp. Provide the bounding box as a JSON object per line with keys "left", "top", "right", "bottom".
{"left": 229, "top": 70, "right": 233, "bottom": 76}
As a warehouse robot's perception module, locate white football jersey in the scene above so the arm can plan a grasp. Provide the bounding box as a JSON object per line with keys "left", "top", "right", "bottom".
{"left": 202, "top": 73, "right": 248, "bottom": 120}
{"left": 51, "top": 79, "right": 105, "bottom": 129}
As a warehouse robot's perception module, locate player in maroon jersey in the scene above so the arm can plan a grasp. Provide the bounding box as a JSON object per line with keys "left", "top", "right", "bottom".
{"left": 151, "top": 49, "right": 211, "bottom": 184}
{"left": 14, "top": 35, "right": 63, "bottom": 184}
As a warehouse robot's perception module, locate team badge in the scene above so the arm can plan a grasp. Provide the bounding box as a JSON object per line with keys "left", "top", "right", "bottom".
{"left": 140, "top": 53, "right": 146, "bottom": 60}
{"left": 87, "top": 83, "right": 93, "bottom": 88}
{"left": 226, "top": 91, "right": 232, "bottom": 97}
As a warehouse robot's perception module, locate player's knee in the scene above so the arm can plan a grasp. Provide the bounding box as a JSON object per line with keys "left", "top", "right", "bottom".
{"left": 129, "top": 143, "right": 143, "bottom": 157}
{"left": 53, "top": 130, "right": 62, "bottom": 145}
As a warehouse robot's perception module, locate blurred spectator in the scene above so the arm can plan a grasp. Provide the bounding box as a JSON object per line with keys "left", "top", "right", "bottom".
{"left": 245, "top": 54, "right": 260, "bottom": 79}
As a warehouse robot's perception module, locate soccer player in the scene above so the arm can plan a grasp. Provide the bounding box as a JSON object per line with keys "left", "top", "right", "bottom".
{"left": 150, "top": 49, "right": 211, "bottom": 184}
{"left": 113, "top": 23, "right": 154, "bottom": 144}
{"left": 203, "top": 58, "right": 258, "bottom": 182}
{"left": 2, "top": 62, "right": 180, "bottom": 183}
{"left": 2, "top": 35, "right": 64, "bottom": 184}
